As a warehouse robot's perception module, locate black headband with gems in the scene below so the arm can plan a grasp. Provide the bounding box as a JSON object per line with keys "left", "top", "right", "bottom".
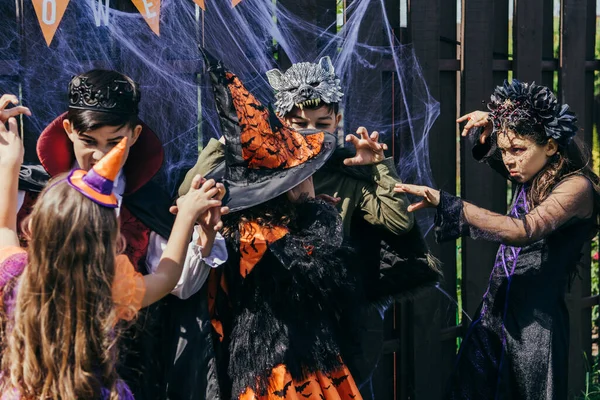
{"left": 68, "top": 75, "right": 140, "bottom": 115}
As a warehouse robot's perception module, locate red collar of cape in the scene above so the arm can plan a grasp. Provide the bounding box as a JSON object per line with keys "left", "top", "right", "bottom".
{"left": 37, "top": 112, "right": 164, "bottom": 195}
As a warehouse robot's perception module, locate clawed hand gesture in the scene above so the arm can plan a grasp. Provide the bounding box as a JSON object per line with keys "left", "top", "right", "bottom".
{"left": 456, "top": 110, "right": 492, "bottom": 144}
{"left": 343, "top": 126, "right": 388, "bottom": 166}
{"left": 0, "top": 94, "right": 31, "bottom": 124}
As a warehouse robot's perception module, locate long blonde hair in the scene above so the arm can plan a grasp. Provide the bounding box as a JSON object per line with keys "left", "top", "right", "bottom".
{"left": 1, "top": 176, "right": 122, "bottom": 399}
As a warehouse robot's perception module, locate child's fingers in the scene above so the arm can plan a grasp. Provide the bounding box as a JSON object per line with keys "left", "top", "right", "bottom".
{"left": 213, "top": 220, "right": 224, "bottom": 232}
{"left": 199, "top": 178, "right": 217, "bottom": 192}
{"left": 220, "top": 206, "right": 230, "bottom": 216}
{"left": 456, "top": 113, "right": 472, "bottom": 123}
{"left": 356, "top": 126, "right": 369, "bottom": 140}
{"left": 407, "top": 200, "right": 428, "bottom": 212}
{"left": 169, "top": 205, "right": 179, "bottom": 215}
{"left": 394, "top": 183, "right": 422, "bottom": 196}
{"left": 205, "top": 199, "right": 222, "bottom": 208}
{"left": 215, "top": 183, "right": 226, "bottom": 200}
{"left": 0, "top": 95, "right": 19, "bottom": 111}
{"left": 345, "top": 134, "right": 360, "bottom": 147}
{"left": 203, "top": 187, "right": 220, "bottom": 199}
{"left": 189, "top": 174, "right": 204, "bottom": 191}
{"left": 342, "top": 156, "right": 362, "bottom": 166}
{"left": 369, "top": 131, "right": 380, "bottom": 143}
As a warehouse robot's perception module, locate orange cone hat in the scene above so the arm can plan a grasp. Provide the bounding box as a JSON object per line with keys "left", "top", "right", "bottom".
{"left": 66, "top": 137, "right": 128, "bottom": 208}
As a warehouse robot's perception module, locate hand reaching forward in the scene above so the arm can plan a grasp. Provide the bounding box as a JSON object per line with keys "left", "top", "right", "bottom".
{"left": 343, "top": 126, "right": 388, "bottom": 166}
{"left": 170, "top": 175, "right": 229, "bottom": 231}
{"left": 175, "top": 175, "right": 223, "bottom": 222}
{"left": 456, "top": 110, "right": 492, "bottom": 144}
{"left": 394, "top": 183, "right": 440, "bottom": 212}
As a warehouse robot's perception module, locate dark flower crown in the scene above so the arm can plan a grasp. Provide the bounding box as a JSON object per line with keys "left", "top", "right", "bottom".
{"left": 487, "top": 79, "right": 578, "bottom": 146}
{"left": 68, "top": 75, "right": 140, "bottom": 115}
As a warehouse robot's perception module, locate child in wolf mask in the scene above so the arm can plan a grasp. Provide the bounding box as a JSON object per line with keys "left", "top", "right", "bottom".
{"left": 171, "top": 56, "right": 441, "bottom": 399}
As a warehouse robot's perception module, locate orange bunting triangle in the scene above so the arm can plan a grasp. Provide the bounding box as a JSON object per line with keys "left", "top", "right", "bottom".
{"left": 131, "top": 0, "right": 161, "bottom": 36}
{"left": 232, "top": 0, "right": 242, "bottom": 6}
{"left": 31, "top": 0, "right": 71, "bottom": 46}
{"left": 193, "top": 0, "right": 205, "bottom": 10}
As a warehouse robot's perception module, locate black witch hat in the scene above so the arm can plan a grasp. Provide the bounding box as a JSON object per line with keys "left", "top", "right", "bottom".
{"left": 202, "top": 50, "right": 337, "bottom": 212}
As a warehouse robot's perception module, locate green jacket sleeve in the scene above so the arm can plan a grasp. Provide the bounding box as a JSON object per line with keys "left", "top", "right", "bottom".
{"left": 358, "top": 157, "right": 414, "bottom": 235}
{"left": 178, "top": 139, "right": 225, "bottom": 196}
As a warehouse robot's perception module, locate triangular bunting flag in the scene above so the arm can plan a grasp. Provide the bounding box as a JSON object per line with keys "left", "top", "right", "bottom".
{"left": 232, "top": 0, "right": 242, "bottom": 6}
{"left": 31, "top": 0, "right": 71, "bottom": 46}
{"left": 131, "top": 0, "right": 161, "bottom": 36}
{"left": 193, "top": 0, "right": 205, "bottom": 10}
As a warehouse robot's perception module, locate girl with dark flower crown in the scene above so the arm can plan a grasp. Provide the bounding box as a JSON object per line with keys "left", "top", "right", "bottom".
{"left": 395, "top": 80, "right": 600, "bottom": 399}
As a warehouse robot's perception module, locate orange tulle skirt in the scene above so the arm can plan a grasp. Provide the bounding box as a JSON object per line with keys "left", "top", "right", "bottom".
{"left": 239, "top": 364, "right": 362, "bottom": 400}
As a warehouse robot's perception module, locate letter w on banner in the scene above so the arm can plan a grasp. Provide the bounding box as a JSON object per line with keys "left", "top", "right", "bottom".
{"left": 131, "top": 0, "right": 161, "bottom": 36}
{"left": 32, "top": 0, "right": 71, "bottom": 46}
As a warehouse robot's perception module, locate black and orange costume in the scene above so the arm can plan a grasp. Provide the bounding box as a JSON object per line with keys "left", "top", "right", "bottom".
{"left": 180, "top": 51, "right": 365, "bottom": 400}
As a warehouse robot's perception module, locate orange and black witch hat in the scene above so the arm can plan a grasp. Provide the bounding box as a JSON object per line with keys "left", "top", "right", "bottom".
{"left": 202, "top": 50, "right": 336, "bottom": 212}
{"left": 66, "top": 137, "right": 127, "bottom": 208}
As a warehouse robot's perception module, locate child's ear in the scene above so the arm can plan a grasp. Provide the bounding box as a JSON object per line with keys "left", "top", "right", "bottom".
{"left": 63, "top": 119, "right": 77, "bottom": 143}
{"left": 130, "top": 125, "right": 142, "bottom": 146}
{"left": 335, "top": 113, "right": 342, "bottom": 127}
{"left": 545, "top": 138, "right": 558, "bottom": 157}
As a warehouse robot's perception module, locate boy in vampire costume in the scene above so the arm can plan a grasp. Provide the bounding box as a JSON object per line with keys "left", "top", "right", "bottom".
{"left": 7, "top": 70, "right": 227, "bottom": 400}
{"left": 167, "top": 54, "right": 441, "bottom": 399}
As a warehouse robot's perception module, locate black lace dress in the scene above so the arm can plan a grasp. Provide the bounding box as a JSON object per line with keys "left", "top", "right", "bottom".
{"left": 436, "top": 173, "right": 595, "bottom": 399}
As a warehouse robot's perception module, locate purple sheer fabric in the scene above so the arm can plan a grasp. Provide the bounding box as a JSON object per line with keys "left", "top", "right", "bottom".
{"left": 436, "top": 175, "right": 596, "bottom": 399}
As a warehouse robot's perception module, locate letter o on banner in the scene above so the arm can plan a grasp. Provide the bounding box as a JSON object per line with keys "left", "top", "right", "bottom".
{"left": 42, "top": 0, "right": 57, "bottom": 24}
{"left": 32, "top": 0, "right": 71, "bottom": 46}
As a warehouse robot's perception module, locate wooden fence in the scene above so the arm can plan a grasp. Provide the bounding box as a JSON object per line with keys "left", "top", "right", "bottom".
{"left": 1, "top": 0, "right": 599, "bottom": 399}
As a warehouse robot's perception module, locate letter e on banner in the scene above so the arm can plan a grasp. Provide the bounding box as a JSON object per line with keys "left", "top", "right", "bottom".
{"left": 31, "top": 0, "right": 71, "bottom": 46}
{"left": 131, "top": 0, "right": 161, "bottom": 36}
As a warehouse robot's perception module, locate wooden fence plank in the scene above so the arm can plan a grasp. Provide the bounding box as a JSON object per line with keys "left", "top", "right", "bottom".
{"left": 435, "top": 0, "right": 460, "bottom": 394}
{"left": 541, "top": 0, "right": 555, "bottom": 89}
{"left": 461, "top": 0, "right": 508, "bottom": 318}
{"left": 514, "top": 0, "right": 544, "bottom": 82}
{"left": 560, "top": 0, "right": 589, "bottom": 395}
{"left": 409, "top": 0, "right": 453, "bottom": 398}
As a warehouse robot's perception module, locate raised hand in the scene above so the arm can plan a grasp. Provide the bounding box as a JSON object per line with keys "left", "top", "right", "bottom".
{"left": 343, "top": 126, "right": 388, "bottom": 166}
{"left": 0, "top": 94, "right": 31, "bottom": 124}
{"left": 176, "top": 175, "right": 223, "bottom": 221}
{"left": 457, "top": 110, "right": 492, "bottom": 143}
{"left": 0, "top": 117, "right": 23, "bottom": 171}
{"left": 394, "top": 183, "right": 440, "bottom": 212}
